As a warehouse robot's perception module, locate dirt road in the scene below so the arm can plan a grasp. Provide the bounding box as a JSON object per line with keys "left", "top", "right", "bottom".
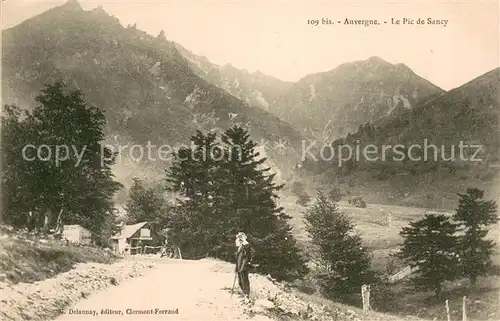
{"left": 54, "top": 258, "right": 252, "bottom": 321}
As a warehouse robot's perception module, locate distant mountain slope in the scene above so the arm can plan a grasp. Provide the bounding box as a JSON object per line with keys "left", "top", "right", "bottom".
{"left": 304, "top": 67, "right": 500, "bottom": 209}
{"left": 175, "top": 43, "right": 293, "bottom": 110}
{"left": 2, "top": 1, "right": 303, "bottom": 185}
{"left": 269, "top": 56, "right": 444, "bottom": 142}
{"left": 371, "top": 67, "right": 500, "bottom": 158}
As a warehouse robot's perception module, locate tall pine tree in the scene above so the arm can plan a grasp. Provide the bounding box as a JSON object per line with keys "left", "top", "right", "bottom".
{"left": 304, "top": 191, "right": 375, "bottom": 302}
{"left": 125, "top": 177, "right": 168, "bottom": 233}
{"left": 220, "top": 126, "right": 308, "bottom": 281}
{"left": 166, "top": 130, "right": 223, "bottom": 257}
{"left": 166, "top": 126, "right": 308, "bottom": 281}
{"left": 453, "top": 188, "right": 498, "bottom": 286}
{"left": 397, "top": 214, "right": 459, "bottom": 298}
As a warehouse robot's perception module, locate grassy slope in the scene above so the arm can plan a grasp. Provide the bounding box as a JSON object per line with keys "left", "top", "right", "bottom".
{"left": 316, "top": 168, "right": 499, "bottom": 210}
{"left": 0, "top": 226, "right": 119, "bottom": 285}
{"left": 279, "top": 192, "right": 500, "bottom": 321}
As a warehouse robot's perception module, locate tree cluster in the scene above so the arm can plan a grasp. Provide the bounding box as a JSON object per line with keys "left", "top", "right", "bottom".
{"left": 165, "top": 126, "right": 309, "bottom": 281}
{"left": 397, "top": 188, "right": 498, "bottom": 298}
{"left": 1, "top": 82, "right": 122, "bottom": 244}
{"left": 124, "top": 177, "right": 169, "bottom": 234}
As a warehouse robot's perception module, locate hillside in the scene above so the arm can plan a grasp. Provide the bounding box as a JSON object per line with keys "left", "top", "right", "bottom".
{"left": 269, "top": 56, "right": 444, "bottom": 142}
{"left": 0, "top": 226, "right": 119, "bottom": 286}
{"left": 303, "top": 67, "right": 500, "bottom": 209}
{"left": 1, "top": 1, "right": 303, "bottom": 187}
{"left": 175, "top": 43, "right": 293, "bottom": 110}
{"left": 0, "top": 227, "right": 152, "bottom": 321}
{"left": 278, "top": 191, "right": 500, "bottom": 321}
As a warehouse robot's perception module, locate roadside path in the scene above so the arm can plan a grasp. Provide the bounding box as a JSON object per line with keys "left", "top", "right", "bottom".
{"left": 54, "top": 258, "right": 251, "bottom": 321}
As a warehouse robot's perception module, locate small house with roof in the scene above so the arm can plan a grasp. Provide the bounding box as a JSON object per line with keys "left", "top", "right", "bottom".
{"left": 110, "top": 222, "right": 163, "bottom": 255}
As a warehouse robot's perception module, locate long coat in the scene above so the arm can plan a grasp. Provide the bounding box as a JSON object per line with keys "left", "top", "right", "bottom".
{"left": 235, "top": 243, "right": 255, "bottom": 272}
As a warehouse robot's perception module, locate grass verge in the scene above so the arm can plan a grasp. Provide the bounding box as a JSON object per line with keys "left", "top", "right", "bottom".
{"left": 0, "top": 225, "right": 120, "bottom": 285}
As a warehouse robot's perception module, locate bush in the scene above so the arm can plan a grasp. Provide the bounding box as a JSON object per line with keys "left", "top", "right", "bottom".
{"left": 375, "top": 169, "right": 390, "bottom": 181}
{"left": 296, "top": 193, "right": 311, "bottom": 207}
{"left": 370, "top": 280, "right": 398, "bottom": 312}
{"left": 292, "top": 276, "right": 317, "bottom": 295}
{"left": 291, "top": 181, "right": 307, "bottom": 196}
{"left": 348, "top": 196, "right": 366, "bottom": 208}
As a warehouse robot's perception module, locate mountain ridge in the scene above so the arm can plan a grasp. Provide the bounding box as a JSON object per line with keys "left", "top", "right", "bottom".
{"left": 268, "top": 55, "right": 445, "bottom": 142}
{"left": 305, "top": 66, "right": 499, "bottom": 209}
{"left": 174, "top": 42, "right": 294, "bottom": 110}
{"left": 1, "top": 1, "right": 303, "bottom": 188}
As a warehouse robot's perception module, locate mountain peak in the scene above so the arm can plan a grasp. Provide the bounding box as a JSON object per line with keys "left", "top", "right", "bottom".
{"left": 331, "top": 56, "right": 393, "bottom": 73}
{"left": 272, "top": 55, "right": 445, "bottom": 140}
{"left": 362, "top": 56, "right": 394, "bottom": 69}
{"left": 62, "top": 0, "right": 83, "bottom": 11}
{"left": 7, "top": 0, "right": 84, "bottom": 29}
{"left": 367, "top": 56, "right": 387, "bottom": 63}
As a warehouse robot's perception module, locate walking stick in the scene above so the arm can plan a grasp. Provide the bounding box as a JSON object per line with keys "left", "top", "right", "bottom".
{"left": 230, "top": 272, "right": 237, "bottom": 297}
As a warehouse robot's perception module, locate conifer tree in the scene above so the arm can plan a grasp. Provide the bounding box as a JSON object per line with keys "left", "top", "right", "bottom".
{"left": 166, "top": 126, "right": 308, "bottom": 281}
{"left": 453, "top": 188, "right": 498, "bottom": 286}
{"left": 125, "top": 177, "right": 167, "bottom": 232}
{"left": 166, "top": 130, "right": 223, "bottom": 257}
{"left": 219, "top": 126, "right": 309, "bottom": 281}
{"left": 304, "top": 191, "right": 375, "bottom": 301}
{"left": 397, "top": 214, "right": 459, "bottom": 298}
{"left": 327, "top": 185, "right": 343, "bottom": 202}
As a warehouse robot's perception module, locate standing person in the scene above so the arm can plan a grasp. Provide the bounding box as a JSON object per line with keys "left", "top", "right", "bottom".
{"left": 235, "top": 232, "right": 255, "bottom": 302}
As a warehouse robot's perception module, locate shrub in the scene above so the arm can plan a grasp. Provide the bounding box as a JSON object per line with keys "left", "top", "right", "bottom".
{"left": 296, "top": 194, "right": 311, "bottom": 207}
{"left": 374, "top": 168, "right": 390, "bottom": 180}
{"left": 291, "top": 181, "right": 307, "bottom": 197}
{"left": 370, "top": 280, "right": 397, "bottom": 312}
{"left": 348, "top": 196, "right": 366, "bottom": 208}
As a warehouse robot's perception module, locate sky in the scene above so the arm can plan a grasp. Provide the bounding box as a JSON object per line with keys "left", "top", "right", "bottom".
{"left": 1, "top": 0, "right": 499, "bottom": 91}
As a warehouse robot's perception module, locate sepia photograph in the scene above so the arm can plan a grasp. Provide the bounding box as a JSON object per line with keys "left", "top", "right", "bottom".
{"left": 0, "top": 0, "right": 499, "bottom": 320}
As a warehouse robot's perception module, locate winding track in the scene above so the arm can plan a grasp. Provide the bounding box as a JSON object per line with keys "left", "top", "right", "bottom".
{"left": 54, "top": 258, "right": 251, "bottom": 321}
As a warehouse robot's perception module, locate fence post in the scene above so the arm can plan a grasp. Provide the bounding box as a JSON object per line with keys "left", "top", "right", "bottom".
{"left": 462, "top": 296, "right": 467, "bottom": 321}
{"left": 361, "top": 285, "right": 366, "bottom": 312}
{"left": 445, "top": 299, "right": 451, "bottom": 321}
{"left": 366, "top": 284, "right": 371, "bottom": 312}
{"left": 361, "top": 284, "right": 370, "bottom": 313}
